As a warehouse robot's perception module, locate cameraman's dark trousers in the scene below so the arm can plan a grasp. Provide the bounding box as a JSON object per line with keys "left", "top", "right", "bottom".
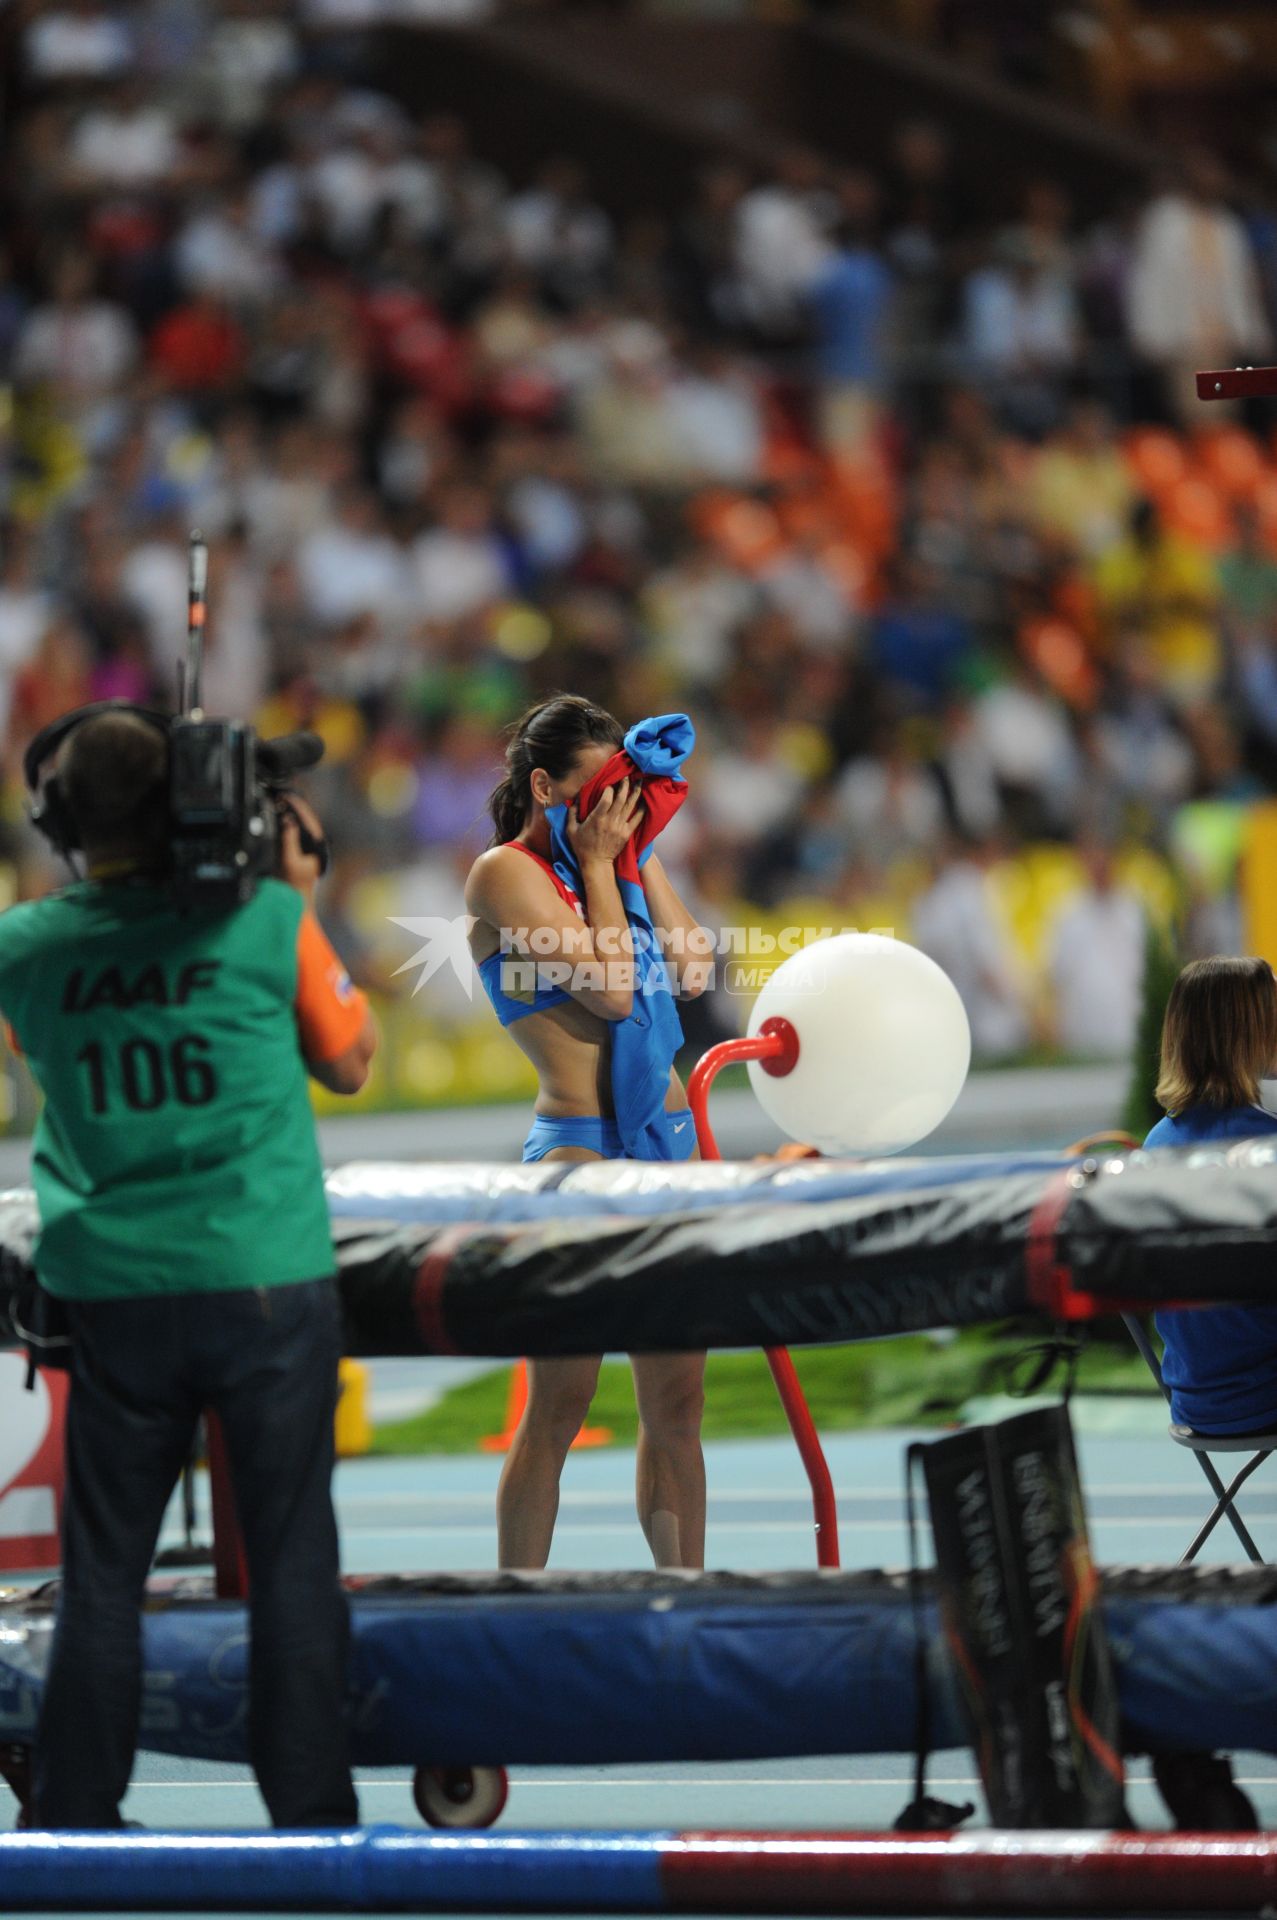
{"left": 32, "top": 1278, "right": 359, "bottom": 1829}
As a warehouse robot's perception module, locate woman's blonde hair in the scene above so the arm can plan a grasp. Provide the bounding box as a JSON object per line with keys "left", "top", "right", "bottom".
{"left": 1155, "top": 955, "right": 1277, "bottom": 1114}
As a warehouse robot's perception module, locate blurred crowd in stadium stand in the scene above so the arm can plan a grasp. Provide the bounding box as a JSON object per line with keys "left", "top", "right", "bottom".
{"left": 3, "top": 0, "right": 1277, "bottom": 1112}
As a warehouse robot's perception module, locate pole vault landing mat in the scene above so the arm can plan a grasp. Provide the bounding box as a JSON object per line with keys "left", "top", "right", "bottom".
{"left": 0, "top": 1567, "right": 1273, "bottom": 1779}
{"left": 9, "top": 1140, "right": 1277, "bottom": 1365}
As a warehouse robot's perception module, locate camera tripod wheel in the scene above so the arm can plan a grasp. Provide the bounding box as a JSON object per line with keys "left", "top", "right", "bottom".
{"left": 0, "top": 1742, "right": 32, "bottom": 1827}
{"left": 412, "top": 1763, "right": 509, "bottom": 1828}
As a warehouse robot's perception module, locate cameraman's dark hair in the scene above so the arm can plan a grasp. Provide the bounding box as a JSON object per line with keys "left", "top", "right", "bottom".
{"left": 488, "top": 696, "right": 623, "bottom": 845}
{"left": 60, "top": 712, "right": 169, "bottom": 850}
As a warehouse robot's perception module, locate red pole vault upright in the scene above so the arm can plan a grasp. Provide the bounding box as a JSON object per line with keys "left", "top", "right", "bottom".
{"left": 687, "top": 1019, "right": 841, "bottom": 1570}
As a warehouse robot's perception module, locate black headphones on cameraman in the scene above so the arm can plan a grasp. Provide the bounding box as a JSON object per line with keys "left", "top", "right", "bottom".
{"left": 24, "top": 700, "right": 330, "bottom": 873}
{"left": 24, "top": 701, "right": 171, "bottom": 860}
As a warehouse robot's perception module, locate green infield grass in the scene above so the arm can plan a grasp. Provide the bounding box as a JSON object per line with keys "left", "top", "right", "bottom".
{"left": 372, "top": 1323, "right": 1157, "bottom": 1454}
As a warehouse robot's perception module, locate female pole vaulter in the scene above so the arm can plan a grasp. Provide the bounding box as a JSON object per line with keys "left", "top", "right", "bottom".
{"left": 466, "top": 696, "right": 713, "bottom": 1571}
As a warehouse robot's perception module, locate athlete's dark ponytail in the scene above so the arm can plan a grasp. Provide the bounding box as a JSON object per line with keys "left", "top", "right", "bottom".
{"left": 488, "top": 695, "right": 624, "bottom": 846}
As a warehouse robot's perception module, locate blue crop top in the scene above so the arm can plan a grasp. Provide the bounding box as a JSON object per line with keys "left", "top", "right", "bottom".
{"left": 475, "top": 843, "right": 581, "bottom": 1027}
{"left": 476, "top": 950, "right": 573, "bottom": 1026}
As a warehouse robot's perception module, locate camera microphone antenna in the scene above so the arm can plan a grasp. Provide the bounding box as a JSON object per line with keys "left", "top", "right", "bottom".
{"left": 24, "top": 522, "right": 321, "bottom": 902}
{"left": 184, "top": 530, "right": 208, "bottom": 717}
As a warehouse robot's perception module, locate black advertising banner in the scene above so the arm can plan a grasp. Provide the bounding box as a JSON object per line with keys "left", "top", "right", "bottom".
{"left": 920, "top": 1407, "right": 1125, "bottom": 1829}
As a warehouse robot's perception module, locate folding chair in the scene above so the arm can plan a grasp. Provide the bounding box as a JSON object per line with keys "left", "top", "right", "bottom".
{"left": 1122, "top": 1314, "right": 1274, "bottom": 1565}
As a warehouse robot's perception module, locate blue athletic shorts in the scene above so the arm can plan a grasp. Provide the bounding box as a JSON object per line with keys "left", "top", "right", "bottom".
{"left": 522, "top": 1109, "right": 697, "bottom": 1163}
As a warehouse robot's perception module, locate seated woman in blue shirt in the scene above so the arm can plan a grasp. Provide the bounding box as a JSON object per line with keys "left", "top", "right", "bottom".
{"left": 1146, "top": 955, "right": 1277, "bottom": 1435}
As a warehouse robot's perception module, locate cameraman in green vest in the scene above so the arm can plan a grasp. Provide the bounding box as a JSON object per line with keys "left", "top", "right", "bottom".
{"left": 1, "top": 710, "right": 376, "bottom": 1829}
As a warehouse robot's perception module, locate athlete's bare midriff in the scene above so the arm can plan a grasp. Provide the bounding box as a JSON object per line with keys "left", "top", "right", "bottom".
{"left": 468, "top": 920, "right": 687, "bottom": 1120}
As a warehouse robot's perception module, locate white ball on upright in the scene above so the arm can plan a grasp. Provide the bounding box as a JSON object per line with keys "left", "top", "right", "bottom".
{"left": 746, "top": 933, "right": 971, "bottom": 1156}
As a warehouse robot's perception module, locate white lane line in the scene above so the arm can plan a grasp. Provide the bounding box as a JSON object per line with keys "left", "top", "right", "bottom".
{"left": 336, "top": 1491, "right": 891, "bottom": 1507}
{"left": 132, "top": 1778, "right": 961, "bottom": 1791}
{"left": 334, "top": 1515, "right": 1244, "bottom": 1537}
{"left": 334, "top": 1485, "right": 1242, "bottom": 1508}
{"left": 130, "top": 1774, "right": 1277, "bottom": 1791}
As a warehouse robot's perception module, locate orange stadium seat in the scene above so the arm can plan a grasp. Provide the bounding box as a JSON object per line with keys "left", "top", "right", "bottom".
{"left": 818, "top": 539, "right": 871, "bottom": 605}
{"left": 775, "top": 489, "right": 839, "bottom": 545}
{"left": 1195, "top": 425, "right": 1268, "bottom": 501}
{"left": 1019, "top": 616, "right": 1101, "bottom": 711}
{"left": 1255, "top": 473, "right": 1277, "bottom": 553}
{"left": 690, "top": 492, "right": 787, "bottom": 573}
{"left": 828, "top": 462, "right": 897, "bottom": 564}
{"left": 1123, "top": 426, "right": 1189, "bottom": 498}
{"left": 1161, "top": 474, "right": 1234, "bottom": 550}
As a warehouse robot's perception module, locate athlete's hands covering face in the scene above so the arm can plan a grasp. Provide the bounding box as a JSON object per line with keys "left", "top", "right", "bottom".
{"left": 567, "top": 777, "right": 644, "bottom": 866}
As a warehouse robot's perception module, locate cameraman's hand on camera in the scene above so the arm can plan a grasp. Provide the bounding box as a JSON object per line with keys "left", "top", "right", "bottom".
{"left": 284, "top": 791, "right": 378, "bottom": 1094}
{"left": 278, "top": 793, "right": 326, "bottom": 906}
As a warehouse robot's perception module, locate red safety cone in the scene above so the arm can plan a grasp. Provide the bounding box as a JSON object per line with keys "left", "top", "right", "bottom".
{"left": 479, "top": 1360, "right": 612, "bottom": 1452}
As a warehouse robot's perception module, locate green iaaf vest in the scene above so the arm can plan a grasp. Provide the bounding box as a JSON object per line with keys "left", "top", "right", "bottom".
{"left": 0, "top": 877, "right": 334, "bottom": 1299}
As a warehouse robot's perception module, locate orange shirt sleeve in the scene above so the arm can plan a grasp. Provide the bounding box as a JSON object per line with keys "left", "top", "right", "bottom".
{"left": 295, "top": 910, "right": 369, "bottom": 1065}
